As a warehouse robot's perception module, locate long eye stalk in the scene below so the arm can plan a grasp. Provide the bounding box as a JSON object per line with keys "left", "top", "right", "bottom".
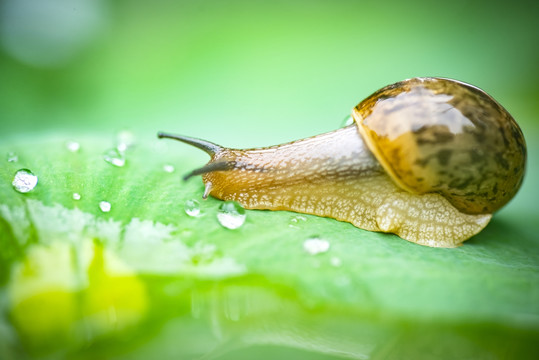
{"left": 157, "top": 132, "right": 223, "bottom": 157}
{"left": 157, "top": 132, "right": 234, "bottom": 180}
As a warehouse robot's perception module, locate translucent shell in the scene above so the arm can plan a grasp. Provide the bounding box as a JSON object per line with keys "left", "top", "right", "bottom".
{"left": 352, "top": 77, "right": 526, "bottom": 214}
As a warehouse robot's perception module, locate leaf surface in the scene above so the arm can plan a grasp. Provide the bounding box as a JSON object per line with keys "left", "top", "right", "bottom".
{"left": 0, "top": 134, "right": 538, "bottom": 359}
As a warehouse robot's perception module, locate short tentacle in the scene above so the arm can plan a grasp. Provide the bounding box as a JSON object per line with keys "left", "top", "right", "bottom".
{"left": 183, "top": 161, "right": 235, "bottom": 180}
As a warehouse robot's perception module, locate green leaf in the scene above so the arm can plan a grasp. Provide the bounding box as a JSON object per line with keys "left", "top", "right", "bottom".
{"left": 0, "top": 134, "right": 538, "bottom": 360}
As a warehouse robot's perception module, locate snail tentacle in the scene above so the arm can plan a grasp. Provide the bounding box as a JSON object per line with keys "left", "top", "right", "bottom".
{"left": 157, "top": 132, "right": 223, "bottom": 156}
{"left": 183, "top": 161, "right": 236, "bottom": 181}
{"left": 203, "top": 182, "right": 213, "bottom": 199}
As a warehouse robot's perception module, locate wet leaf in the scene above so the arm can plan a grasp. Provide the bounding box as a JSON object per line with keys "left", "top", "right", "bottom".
{"left": 0, "top": 134, "right": 538, "bottom": 360}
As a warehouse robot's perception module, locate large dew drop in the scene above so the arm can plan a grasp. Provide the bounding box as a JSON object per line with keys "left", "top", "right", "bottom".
{"left": 217, "top": 201, "right": 246, "bottom": 230}
{"left": 103, "top": 148, "right": 125, "bottom": 167}
{"left": 303, "top": 237, "right": 330, "bottom": 255}
{"left": 184, "top": 199, "right": 201, "bottom": 217}
{"left": 12, "top": 169, "right": 38, "bottom": 193}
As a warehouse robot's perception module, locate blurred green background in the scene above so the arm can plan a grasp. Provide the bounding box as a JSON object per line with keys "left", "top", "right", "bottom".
{"left": 2, "top": 0, "right": 538, "bottom": 217}
{"left": 2, "top": 0, "right": 538, "bottom": 141}
{"left": 1, "top": 0, "right": 539, "bottom": 359}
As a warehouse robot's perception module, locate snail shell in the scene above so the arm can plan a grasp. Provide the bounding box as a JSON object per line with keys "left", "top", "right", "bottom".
{"left": 354, "top": 77, "right": 526, "bottom": 214}
{"left": 158, "top": 77, "right": 526, "bottom": 247}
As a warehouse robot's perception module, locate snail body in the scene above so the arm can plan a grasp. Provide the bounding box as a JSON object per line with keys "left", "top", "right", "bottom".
{"left": 158, "top": 77, "right": 526, "bottom": 247}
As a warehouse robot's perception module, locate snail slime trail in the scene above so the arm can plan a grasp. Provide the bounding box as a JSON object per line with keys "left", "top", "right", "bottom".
{"left": 158, "top": 77, "right": 526, "bottom": 248}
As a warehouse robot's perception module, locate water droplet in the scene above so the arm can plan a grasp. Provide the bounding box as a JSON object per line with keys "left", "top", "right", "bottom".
{"left": 303, "top": 237, "right": 330, "bottom": 255}
{"left": 66, "top": 140, "right": 80, "bottom": 152}
{"left": 99, "top": 201, "right": 111, "bottom": 213}
{"left": 341, "top": 114, "right": 354, "bottom": 127}
{"left": 217, "top": 201, "right": 246, "bottom": 229}
{"left": 72, "top": 193, "right": 81, "bottom": 200}
{"left": 12, "top": 169, "right": 38, "bottom": 193}
{"left": 330, "top": 256, "right": 342, "bottom": 267}
{"left": 184, "top": 199, "right": 201, "bottom": 217}
{"left": 103, "top": 148, "right": 125, "bottom": 167}
{"left": 289, "top": 215, "right": 307, "bottom": 228}
{"left": 116, "top": 130, "right": 135, "bottom": 153}
{"left": 163, "top": 164, "right": 175, "bottom": 173}
{"left": 7, "top": 152, "right": 18, "bottom": 162}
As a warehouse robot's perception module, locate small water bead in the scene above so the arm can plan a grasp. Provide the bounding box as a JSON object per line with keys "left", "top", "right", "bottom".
{"left": 163, "top": 164, "right": 175, "bottom": 173}
{"left": 66, "top": 140, "right": 80, "bottom": 152}
{"left": 7, "top": 152, "right": 18, "bottom": 162}
{"left": 303, "top": 237, "right": 330, "bottom": 255}
{"left": 12, "top": 169, "right": 38, "bottom": 193}
{"left": 99, "top": 201, "right": 111, "bottom": 213}
{"left": 72, "top": 193, "right": 81, "bottom": 200}
{"left": 103, "top": 148, "right": 126, "bottom": 167}
{"left": 330, "top": 256, "right": 342, "bottom": 267}
{"left": 184, "top": 199, "right": 201, "bottom": 217}
{"left": 290, "top": 215, "right": 307, "bottom": 223}
{"left": 217, "top": 201, "right": 246, "bottom": 230}
{"left": 289, "top": 215, "right": 307, "bottom": 228}
{"left": 116, "top": 130, "right": 135, "bottom": 153}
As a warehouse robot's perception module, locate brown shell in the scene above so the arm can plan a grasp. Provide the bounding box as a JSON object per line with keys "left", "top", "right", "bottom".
{"left": 352, "top": 77, "right": 526, "bottom": 215}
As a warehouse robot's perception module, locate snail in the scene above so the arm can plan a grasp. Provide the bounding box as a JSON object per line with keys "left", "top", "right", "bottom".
{"left": 158, "top": 77, "right": 526, "bottom": 248}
